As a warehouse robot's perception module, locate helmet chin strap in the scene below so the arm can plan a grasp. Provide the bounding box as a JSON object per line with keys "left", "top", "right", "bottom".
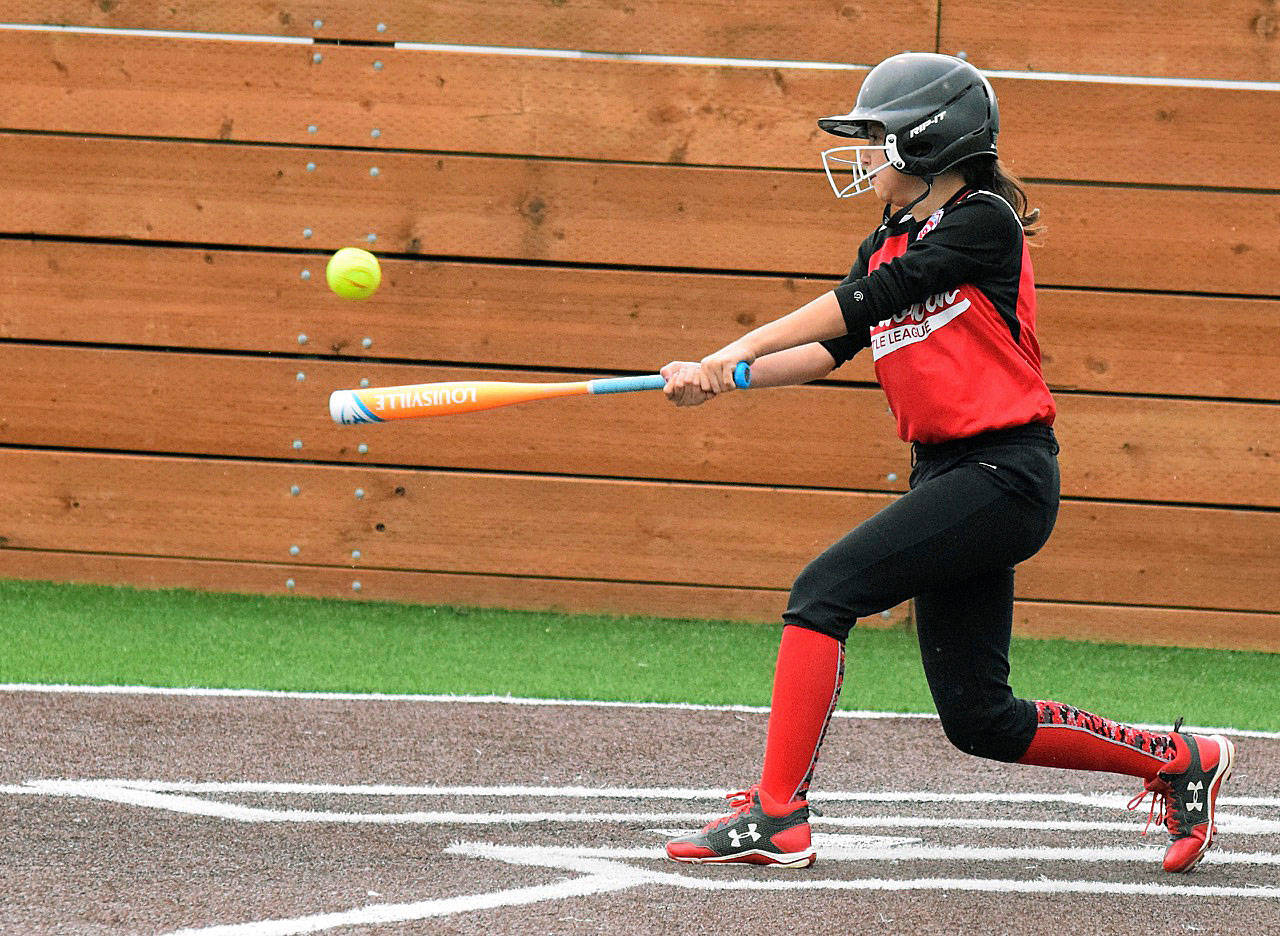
{"left": 901, "top": 175, "right": 934, "bottom": 218}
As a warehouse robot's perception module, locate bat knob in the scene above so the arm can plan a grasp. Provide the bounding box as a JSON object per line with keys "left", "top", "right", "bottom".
{"left": 329, "top": 390, "right": 353, "bottom": 424}
{"left": 330, "top": 389, "right": 381, "bottom": 425}
{"left": 733, "top": 361, "right": 752, "bottom": 389}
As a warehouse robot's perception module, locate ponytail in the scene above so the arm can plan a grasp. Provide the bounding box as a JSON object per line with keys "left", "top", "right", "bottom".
{"left": 959, "top": 156, "right": 1043, "bottom": 238}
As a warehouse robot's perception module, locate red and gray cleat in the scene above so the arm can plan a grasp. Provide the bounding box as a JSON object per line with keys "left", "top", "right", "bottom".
{"left": 665, "top": 786, "right": 816, "bottom": 868}
{"left": 1129, "top": 726, "right": 1236, "bottom": 873}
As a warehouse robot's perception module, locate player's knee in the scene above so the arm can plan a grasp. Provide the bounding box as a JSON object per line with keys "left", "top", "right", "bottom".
{"left": 782, "top": 563, "right": 875, "bottom": 642}
{"left": 936, "top": 696, "right": 1030, "bottom": 763}
{"left": 783, "top": 582, "right": 852, "bottom": 642}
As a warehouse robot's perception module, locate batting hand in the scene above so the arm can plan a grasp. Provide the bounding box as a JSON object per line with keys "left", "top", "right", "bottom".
{"left": 700, "top": 343, "right": 755, "bottom": 394}
{"left": 661, "top": 361, "right": 717, "bottom": 407}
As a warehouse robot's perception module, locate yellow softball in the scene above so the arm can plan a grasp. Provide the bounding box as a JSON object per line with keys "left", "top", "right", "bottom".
{"left": 325, "top": 247, "right": 381, "bottom": 300}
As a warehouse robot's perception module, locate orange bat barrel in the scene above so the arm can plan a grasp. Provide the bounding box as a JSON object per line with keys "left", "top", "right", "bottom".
{"left": 328, "top": 366, "right": 748, "bottom": 425}
{"left": 330, "top": 379, "right": 596, "bottom": 424}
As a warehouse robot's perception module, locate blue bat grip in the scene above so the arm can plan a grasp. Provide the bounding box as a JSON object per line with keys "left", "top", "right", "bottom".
{"left": 588, "top": 374, "right": 666, "bottom": 394}
{"left": 589, "top": 364, "right": 750, "bottom": 395}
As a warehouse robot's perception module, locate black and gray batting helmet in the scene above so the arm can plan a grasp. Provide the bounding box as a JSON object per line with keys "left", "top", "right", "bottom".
{"left": 818, "top": 52, "right": 1000, "bottom": 178}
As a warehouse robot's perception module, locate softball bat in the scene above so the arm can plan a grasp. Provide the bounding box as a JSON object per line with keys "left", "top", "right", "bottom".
{"left": 329, "top": 362, "right": 752, "bottom": 425}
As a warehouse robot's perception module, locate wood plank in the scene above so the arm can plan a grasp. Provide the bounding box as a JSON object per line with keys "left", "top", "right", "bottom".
{"left": 0, "top": 449, "right": 1274, "bottom": 612}
{"left": 3, "top": 33, "right": 1275, "bottom": 189}
{"left": 1052, "top": 396, "right": 1279, "bottom": 507}
{"left": 2, "top": 344, "right": 1277, "bottom": 507}
{"left": 2, "top": 136, "right": 1276, "bottom": 294}
{"left": 1035, "top": 289, "right": 1280, "bottom": 401}
{"left": 993, "top": 77, "right": 1280, "bottom": 191}
{"left": 1, "top": 1, "right": 937, "bottom": 59}
{"left": 1012, "top": 601, "right": 1280, "bottom": 654}
{"left": 4, "top": 549, "right": 1278, "bottom": 652}
{"left": 5, "top": 242, "right": 1278, "bottom": 401}
{"left": 1031, "top": 501, "right": 1278, "bottom": 614}
{"left": 941, "top": 0, "right": 1280, "bottom": 82}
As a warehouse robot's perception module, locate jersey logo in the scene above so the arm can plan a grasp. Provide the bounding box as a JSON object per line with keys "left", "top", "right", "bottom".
{"left": 916, "top": 209, "right": 944, "bottom": 240}
{"left": 870, "top": 290, "right": 971, "bottom": 361}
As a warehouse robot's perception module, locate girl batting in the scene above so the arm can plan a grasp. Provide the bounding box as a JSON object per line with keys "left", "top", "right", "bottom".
{"left": 660, "top": 52, "right": 1234, "bottom": 874}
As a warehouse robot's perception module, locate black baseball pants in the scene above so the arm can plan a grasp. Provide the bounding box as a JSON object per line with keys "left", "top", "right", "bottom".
{"left": 783, "top": 424, "right": 1061, "bottom": 763}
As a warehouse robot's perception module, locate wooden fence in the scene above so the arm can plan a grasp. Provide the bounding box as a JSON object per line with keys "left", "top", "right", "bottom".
{"left": 0, "top": 2, "right": 1276, "bottom": 650}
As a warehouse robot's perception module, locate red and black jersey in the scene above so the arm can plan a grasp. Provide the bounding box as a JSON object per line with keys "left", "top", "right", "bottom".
{"left": 820, "top": 188, "right": 1055, "bottom": 445}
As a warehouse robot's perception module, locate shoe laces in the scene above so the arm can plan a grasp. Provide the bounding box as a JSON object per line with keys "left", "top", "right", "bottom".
{"left": 699, "top": 787, "right": 757, "bottom": 833}
{"left": 1128, "top": 717, "right": 1193, "bottom": 840}
{"left": 1127, "top": 776, "right": 1175, "bottom": 838}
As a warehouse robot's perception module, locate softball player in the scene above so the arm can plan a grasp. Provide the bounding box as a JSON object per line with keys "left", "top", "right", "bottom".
{"left": 660, "top": 52, "right": 1234, "bottom": 873}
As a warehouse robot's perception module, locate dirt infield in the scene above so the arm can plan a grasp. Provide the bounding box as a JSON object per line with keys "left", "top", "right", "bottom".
{"left": 1, "top": 686, "right": 1277, "bottom": 936}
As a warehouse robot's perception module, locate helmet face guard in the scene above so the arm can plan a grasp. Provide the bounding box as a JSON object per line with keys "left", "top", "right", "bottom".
{"left": 817, "top": 53, "right": 999, "bottom": 197}
{"left": 820, "top": 135, "right": 906, "bottom": 198}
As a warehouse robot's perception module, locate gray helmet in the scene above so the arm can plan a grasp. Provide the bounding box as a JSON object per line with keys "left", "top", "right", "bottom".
{"left": 818, "top": 52, "right": 999, "bottom": 178}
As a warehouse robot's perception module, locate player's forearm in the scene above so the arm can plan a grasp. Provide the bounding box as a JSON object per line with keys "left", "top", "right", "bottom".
{"left": 744, "top": 343, "right": 838, "bottom": 389}
{"left": 737, "top": 291, "right": 847, "bottom": 359}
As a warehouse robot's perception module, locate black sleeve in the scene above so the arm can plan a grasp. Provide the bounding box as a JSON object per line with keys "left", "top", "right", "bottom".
{"left": 831, "top": 195, "right": 1022, "bottom": 335}
{"left": 819, "top": 236, "right": 875, "bottom": 367}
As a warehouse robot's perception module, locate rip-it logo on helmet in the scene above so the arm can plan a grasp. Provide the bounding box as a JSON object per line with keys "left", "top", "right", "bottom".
{"left": 909, "top": 110, "right": 948, "bottom": 138}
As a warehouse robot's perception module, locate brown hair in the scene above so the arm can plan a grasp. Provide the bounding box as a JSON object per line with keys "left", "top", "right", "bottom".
{"left": 959, "top": 156, "right": 1043, "bottom": 237}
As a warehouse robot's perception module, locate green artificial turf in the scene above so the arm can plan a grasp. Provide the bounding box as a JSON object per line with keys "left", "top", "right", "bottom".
{"left": 1, "top": 579, "right": 1275, "bottom": 731}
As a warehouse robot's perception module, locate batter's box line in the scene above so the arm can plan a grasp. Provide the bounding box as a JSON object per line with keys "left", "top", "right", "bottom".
{"left": 10, "top": 783, "right": 1280, "bottom": 834}
{"left": 35, "top": 780, "right": 1280, "bottom": 810}
{"left": 546, "top": 839, "right": 1280, "bottom": 867}
{"left": 8, "top": 780, "right": 1280, "bottom": 837}
{"left": 158, "top": 842, "right": 1280, "bottom": 936}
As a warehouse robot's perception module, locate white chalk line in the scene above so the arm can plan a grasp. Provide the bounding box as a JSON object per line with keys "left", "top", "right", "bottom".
{"left": 0, "top": 682, "right": 913, "bottom": 719}
{"left": 454, "top": 842, "right": 1280, "bottom": 892}
{"left": 458, "top": 843, "right": 1280, "bottom": 895}
{"left": 485, "top": 844, "right": 1280, "bottom": 898}
{"left": 158, "top": 841, "right": 1280, "bottom": 936}
{"left": 28, "top": 774, "right": 1279, "bottom": 863}
{"left": 159, "top": 856, "right": 652, "bottom": 936}
{"left": 558, "top": 840, "right": 1280, "bottom": 867}
{"left": 4, "top": 683, "right": 1278, "bottom": 740}
{"left": 75, "top": 780, "right": 1280, "bottom": 810}
{"left": 14, "top": 779, "right": 1280, "bottom": 835}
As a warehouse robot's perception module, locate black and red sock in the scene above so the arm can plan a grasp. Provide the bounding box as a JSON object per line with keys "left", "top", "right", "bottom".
{"left": 759, "top": 625, "right": 845, "bottom": 808}
{"left": 1017, "top": 700, "right": 1176, "bottom": 778}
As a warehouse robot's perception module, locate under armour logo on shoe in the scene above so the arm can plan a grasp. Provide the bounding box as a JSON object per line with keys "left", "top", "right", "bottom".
{"left": 1186, "top": 780, "right": 1205, "bottom": 812}
{"left": 727, "top": 823, "right": 761, "bottom": 847}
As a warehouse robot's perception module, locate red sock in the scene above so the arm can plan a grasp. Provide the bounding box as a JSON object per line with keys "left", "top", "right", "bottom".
{"left": 1017, "top": 700, "right": 1177, "bottom": 778}
{"left": 759, "top": 625, "right": 845, "bottom": 808}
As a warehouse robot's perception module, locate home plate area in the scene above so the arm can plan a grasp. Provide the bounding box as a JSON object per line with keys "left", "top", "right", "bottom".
{"left": 2, "top": 687, "right": 1279, "bottom": 935}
